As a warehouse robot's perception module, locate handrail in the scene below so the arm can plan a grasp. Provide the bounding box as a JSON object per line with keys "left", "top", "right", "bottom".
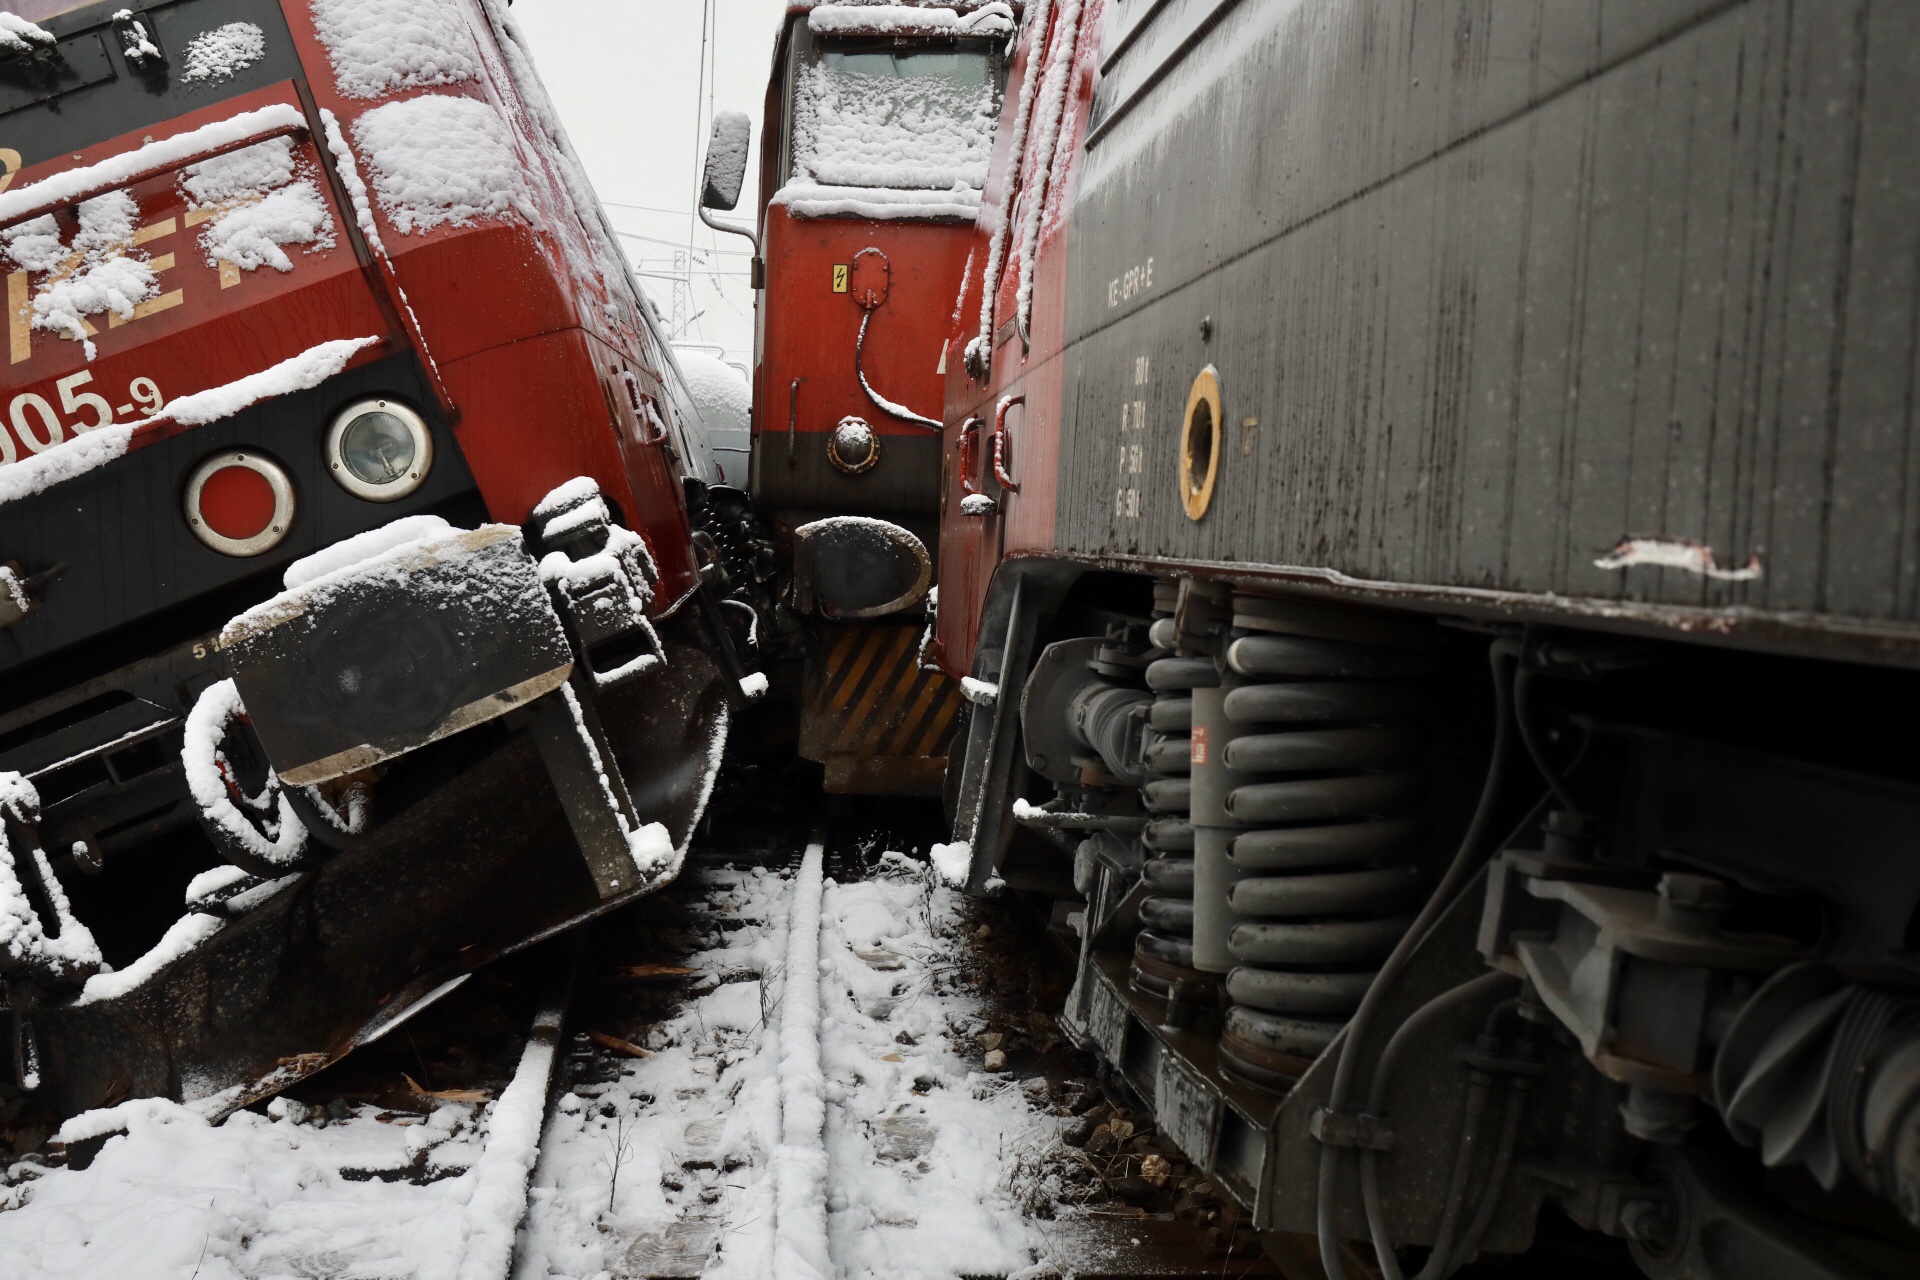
{"left": 992, "top": 394, "right": 1024, "bottom": 492}
{"left": 958, "top": 416, "right": 985, "bottom": 493}
{"left": 0, "top": 103, "right": 307, "bottom": 233}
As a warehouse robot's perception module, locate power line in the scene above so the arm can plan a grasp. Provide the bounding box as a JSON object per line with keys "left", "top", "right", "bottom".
{"left": 602, "top": 199, "right": 693, "bottom": 218}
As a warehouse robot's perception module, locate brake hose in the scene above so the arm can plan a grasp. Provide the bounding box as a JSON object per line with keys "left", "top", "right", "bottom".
{"left": 1355, "top": 970, "right": 1517, "bottom": 1280}
{"left": 1317, "top": 639, "right": 1517, "bottom": 1280}
{"left": 1330, "top": 682, "right": 1589, "bottom": 1279}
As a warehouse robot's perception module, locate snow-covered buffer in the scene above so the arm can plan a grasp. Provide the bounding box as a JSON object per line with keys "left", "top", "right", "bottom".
{"left": 181, "top": 679, "right": 310, "bottom": 871}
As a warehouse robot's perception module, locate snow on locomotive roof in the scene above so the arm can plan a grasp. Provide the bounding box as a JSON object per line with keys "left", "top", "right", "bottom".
{"left": 808, "top": 2, "right": 1014, "bottom": 36}
{"left": 180, "top": 21, "right": 268, "bottom": 83}
{"left": 308, "top": 0, "right": 482, "bottom": 100}
{"left": 354, "top": 94, "right": 535, "bottom": 235}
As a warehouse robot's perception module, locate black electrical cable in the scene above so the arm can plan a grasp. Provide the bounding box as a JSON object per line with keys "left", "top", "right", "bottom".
{"left": 1317, "top": 640, "right": 1517, "bottom": 1280}
{"left": 1356, "top": 969, "right": 1517, "bottom": 1280}
{"left": 1512, "top": 662, "right": 1580, "bottom": 815}
{"left": 1450, "top": 1057, "right": 1534, "bottom": 1268}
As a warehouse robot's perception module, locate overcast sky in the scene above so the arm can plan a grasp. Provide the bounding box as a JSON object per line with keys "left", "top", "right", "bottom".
{"left": 513, "top": 0, "right": 791, "bottom": 366}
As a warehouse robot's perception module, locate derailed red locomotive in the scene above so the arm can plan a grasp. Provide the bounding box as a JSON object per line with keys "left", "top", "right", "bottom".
{"left": 894, "top": 1, "right": 1920, "bottom": 1277}
{"left": 0, "top": 0, "right": 757, "bottom": 1126}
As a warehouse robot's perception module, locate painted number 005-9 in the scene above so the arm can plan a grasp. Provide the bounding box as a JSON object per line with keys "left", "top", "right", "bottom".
{"left": 5, "top": 371, "right": 165, "bottom": 465}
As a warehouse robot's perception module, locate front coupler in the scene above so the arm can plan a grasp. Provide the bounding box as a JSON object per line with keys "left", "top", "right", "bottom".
{"left": 28, "top": 481, "right": 727, "bottom": 1122}
{"left": 211, "top": 485, "right": 673, "bottom": 899}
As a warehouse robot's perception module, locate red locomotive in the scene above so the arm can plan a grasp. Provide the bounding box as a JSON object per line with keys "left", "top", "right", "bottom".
{"left": 0, "top": 0, "right": 753, "bottom": 1124}
{"left": 699, "top": 0, "right": 1017, "bottom": 799}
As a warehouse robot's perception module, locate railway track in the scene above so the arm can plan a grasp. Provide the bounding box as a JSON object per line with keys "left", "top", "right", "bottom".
{"left": 509, "top": 800, "right": 1284, "bottom": 1280}
{"left": 0, "top": 798, "right": 1280, "bottom": 1280}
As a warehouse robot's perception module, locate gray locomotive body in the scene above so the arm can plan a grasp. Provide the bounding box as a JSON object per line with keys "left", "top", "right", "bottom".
{"left": 942, "top": 3, "right": 1920, "bottom": 1277}
{"left": 1060, "top": 0, "right": 1920, "bottom": 659}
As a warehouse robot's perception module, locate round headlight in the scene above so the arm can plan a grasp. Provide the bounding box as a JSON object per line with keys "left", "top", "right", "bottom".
{"left": 325, "top": 398, "right": 433, "bottom": 501}
{"left": 185, "top": 450, "right": 297, "bottom": 557}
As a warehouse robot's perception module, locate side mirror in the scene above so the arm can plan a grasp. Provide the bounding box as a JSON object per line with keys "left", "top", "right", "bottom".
{"left": 700, "top": 111, "right": 751, "bottom": 212}
{"left": 789, "top": 517, "right": 931, "bottom": 620}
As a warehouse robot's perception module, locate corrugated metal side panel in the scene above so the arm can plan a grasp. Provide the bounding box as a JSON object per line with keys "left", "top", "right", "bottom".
{"left": 1053, "top": 0, "right": 1920, "bottom": 632}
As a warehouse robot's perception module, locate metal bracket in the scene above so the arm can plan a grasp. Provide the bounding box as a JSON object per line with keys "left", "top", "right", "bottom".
{"left": 1309, "top": 1106, "right": 1397, "bottom": 1151}
{"left": 527, "top": 670, "right": 649, "bottom": 900}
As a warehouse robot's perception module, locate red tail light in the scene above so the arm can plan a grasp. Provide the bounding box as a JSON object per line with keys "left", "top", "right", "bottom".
{"left": 185, "top": 451, "right": 296, "bottom": 557}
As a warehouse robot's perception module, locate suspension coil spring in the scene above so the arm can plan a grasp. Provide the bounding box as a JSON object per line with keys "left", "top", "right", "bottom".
{"left": 1131, "top": 584, "right": 1218, "bottom": 1000}
{"left": 1211, "top": 596, "right": 1433, "bottom": 1091}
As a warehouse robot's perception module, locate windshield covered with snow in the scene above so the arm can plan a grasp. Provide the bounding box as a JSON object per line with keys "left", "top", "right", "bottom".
{"left": 790, "top": 40, "right": 1003, "bottom": 193}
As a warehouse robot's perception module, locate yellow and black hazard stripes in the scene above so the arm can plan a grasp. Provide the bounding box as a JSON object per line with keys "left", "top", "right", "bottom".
{"left": 801, "top": 624, "right": 964, "bottom": 794}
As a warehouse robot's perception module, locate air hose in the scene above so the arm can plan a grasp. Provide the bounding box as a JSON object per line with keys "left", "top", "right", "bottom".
{"left": 1316, "top": 640, "right": 1517, "bottom": 1280}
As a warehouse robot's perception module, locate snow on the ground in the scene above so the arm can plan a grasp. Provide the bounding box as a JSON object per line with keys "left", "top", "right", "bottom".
{"left": 513, "top": 866, "right": 791, "bottom": 1280}
{"left": 516, "top": 855, "right": 1060, "bottom": 1280}
{"left": 0, "top": 853, "right": 1066, "bottom": 1280}
{"left": 818, "top": 855, "right": 1053, "bottom": 1279}
{"left": 0, "top": 1094, "right": 496, "bottom": 1279}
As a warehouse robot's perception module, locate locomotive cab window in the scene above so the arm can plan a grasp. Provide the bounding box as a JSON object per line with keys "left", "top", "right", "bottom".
{"left": 783, "top": 32, "right": 1006, "bottom": 197}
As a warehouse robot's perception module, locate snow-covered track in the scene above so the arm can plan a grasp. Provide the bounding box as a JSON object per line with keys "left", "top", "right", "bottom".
{"left": 0, "top": 943, "right": 581, "bottom": 1279}
{"left": 462, "top": 976, "right": 573, "bottom": 1280}
{"left": 513, "top": 827, "right": 1270, "bottom": 1280}
{"left": 0, "top": 816, "right": 1272, "bottom": 1279}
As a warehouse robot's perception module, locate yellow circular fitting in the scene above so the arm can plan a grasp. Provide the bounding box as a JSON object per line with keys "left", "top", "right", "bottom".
{"left": 1179, "top": 365, "right": 1223, "bottom": 521}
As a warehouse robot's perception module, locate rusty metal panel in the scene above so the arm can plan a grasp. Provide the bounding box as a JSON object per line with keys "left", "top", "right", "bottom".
{"left": 1055, "top": 0, "right": 1920, "bottom": 655}
{"left": 800, "top": 623, "right": 963, "bottom": 791}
